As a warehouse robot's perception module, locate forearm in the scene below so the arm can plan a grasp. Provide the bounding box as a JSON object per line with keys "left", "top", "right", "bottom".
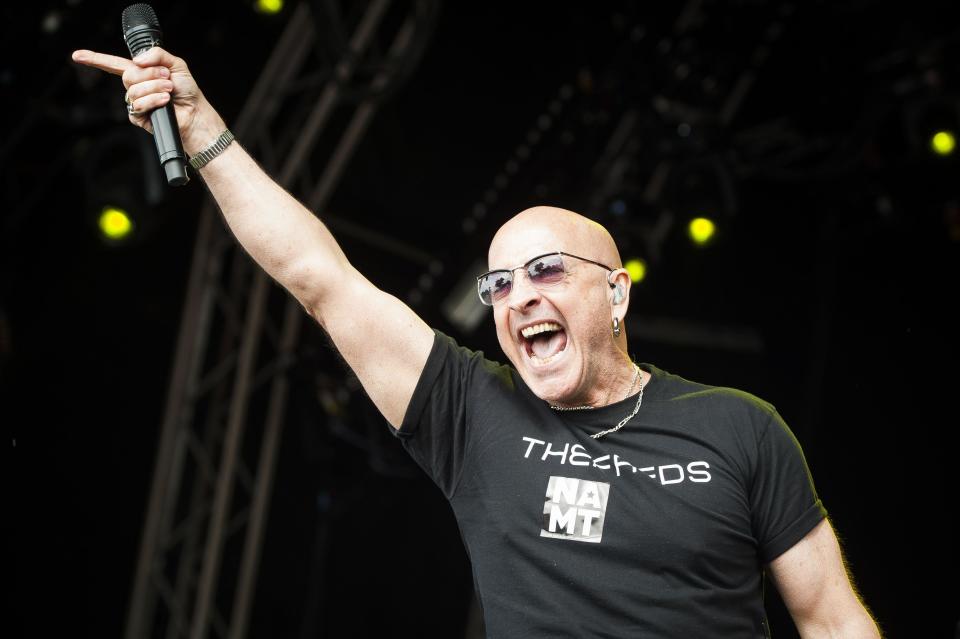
{"left": 188, "top": 114, "right": 350, "bottom": 308}
{"left": 69, "top": 45, "right": 436, "bottom": 403}
{"left": 69, "top": 48, "right": 349, "bottom": 309}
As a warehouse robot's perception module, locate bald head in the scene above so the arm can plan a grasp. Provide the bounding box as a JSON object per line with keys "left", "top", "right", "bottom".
{"left": 489, "top": 206, "right": 622, "bottom": 269}
{"left": 485, "top": 206, "right": 635, "bottom": 406}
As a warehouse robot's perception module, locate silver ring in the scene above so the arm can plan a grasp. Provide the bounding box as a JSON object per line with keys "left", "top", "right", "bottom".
{"left": 124, "top": 93, "right": 139, "bottom": 115}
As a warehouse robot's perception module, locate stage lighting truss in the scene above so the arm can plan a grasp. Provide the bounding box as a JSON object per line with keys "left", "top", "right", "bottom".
{"left": 125, "top": 3, "right": 439, "bottom": 639}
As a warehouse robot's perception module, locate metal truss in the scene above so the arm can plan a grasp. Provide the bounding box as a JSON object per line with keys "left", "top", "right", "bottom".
{"left": 582, "top": 0, "right": 794, "bottom": 353}
{"left": 123, "top": 2, "right": 436, "bottom": 638}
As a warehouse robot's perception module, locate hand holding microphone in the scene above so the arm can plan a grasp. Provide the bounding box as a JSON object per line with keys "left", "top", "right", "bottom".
{"left": 72, "top": 4, "right": 229, "bottom": 184}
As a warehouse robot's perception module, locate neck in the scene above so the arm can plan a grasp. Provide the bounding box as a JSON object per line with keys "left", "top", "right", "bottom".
{"left": 551, "top": 357, "right": 639, "bottom": 409}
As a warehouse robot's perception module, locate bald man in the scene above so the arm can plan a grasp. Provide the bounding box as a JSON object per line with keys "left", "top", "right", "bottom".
{"left": 74, "top": 47, "right": 880, "bottom": 637}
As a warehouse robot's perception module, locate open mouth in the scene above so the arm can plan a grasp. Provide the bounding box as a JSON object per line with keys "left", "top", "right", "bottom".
{"left": 519, "top": 321, "right": 568, "bottom": 365}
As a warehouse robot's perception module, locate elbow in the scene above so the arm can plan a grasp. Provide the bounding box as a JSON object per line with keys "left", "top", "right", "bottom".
{"left": 793, "top": 604, "right": 882, "bottom": 638}
{"left": 282, "top": 257, "right": 332, "bottom": 318}
{"left": 282, "top": 256, "right": 364, "bottom": 327}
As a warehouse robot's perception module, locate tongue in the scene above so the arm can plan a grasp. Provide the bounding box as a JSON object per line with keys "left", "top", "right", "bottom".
{"left": 530, "top": 330, "right": 566, "bottom": 359}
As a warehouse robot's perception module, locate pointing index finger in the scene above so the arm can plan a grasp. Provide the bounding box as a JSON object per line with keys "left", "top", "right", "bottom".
{"left": 71, "top": 49, "right": 133, "bottom": 76}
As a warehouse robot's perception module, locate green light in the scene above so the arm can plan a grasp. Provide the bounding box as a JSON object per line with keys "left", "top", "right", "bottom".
{"left": 688, "top": 217, "right": 716, "bottom": 245}
{"left": 255, "top": 0, "right": 283, "bottom": 14}
{"left": 931, "top": 130, "right": 956, "bottom": 156}
{"left": 624, "top": 258, "right": 646, "bottom": 283}
{"left": 98, "top": 206, "right": 134, "bottom": 241}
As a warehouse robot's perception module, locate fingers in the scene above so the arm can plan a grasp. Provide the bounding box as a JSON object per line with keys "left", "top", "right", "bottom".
{"left": 122, "top": 64, "right": 170, "bottom": 90}
{"left": 72, "top": 45, "right": 199, "bottom": 136}
{"left": 130, "top": 46, "right": 182, "bottom": 72}
{"left": 123, "top": 59, "right": 174, "bottom": 121}
{"left": 126, "top": 78, "right": 174, "bottom": 104}
{"left": 72, "top": 46, "right": 185, "bottom": 77}
{"left": 128, "top": 91, "right": 170, "bottom": 119}
{"left": 71, "top": 49, "right": 132, "bottom": 76}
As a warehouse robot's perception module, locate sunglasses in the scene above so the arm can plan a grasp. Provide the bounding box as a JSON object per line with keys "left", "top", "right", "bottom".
{"left": 476, "top": 251, "right": 614, "bottom": 306}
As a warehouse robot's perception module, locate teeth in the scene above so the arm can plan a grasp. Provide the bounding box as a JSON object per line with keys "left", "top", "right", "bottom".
{"left": 521, "top": 322, "right": 562, "bottom": 338}
{"left": 531, "top": 352, "right": 562, "bottom": 365}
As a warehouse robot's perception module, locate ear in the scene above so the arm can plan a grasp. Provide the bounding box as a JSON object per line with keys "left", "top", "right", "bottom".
{"left": 608, "top": 270, "right": 630, "bottom": 301}
{"left": 612, "top": 283, "right": 625, "bottom": 304}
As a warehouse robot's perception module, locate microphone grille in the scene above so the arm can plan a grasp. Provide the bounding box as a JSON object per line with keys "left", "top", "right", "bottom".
{"left": 122, "top": 4, "right": 160, "bottom": 33}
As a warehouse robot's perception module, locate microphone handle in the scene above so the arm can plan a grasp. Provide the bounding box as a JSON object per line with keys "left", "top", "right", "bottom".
{"left": 150, "top": 100, "right": 189, "bottom": 186}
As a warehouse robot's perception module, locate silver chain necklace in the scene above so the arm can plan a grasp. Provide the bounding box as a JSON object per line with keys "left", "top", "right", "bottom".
{"left": 549, "top": 365, "right": 646, "bottom": 439}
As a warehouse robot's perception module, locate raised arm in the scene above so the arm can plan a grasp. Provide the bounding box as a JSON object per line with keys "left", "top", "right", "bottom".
{"left": 767, "top": 519, "right": 881, "bottom": 638}
{"left": 72, "top": 47, "right": 434, "bottom": 427}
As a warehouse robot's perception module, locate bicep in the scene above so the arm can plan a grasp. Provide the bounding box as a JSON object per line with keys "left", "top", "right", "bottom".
{"left": 767, "top": 518, "right": 877, "bottom": 636}
{"left": 306, "top": 268, "right": 434, "bottom": 429}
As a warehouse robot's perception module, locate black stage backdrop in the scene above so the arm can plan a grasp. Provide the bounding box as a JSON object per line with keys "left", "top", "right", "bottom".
{"left": 5, "top": 2, "right": 958, "bottom": 637}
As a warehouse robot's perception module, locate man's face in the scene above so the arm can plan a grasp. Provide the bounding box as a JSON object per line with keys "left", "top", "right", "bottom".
{"left": 487, "top": 224, "right": 614, "bottom": 405}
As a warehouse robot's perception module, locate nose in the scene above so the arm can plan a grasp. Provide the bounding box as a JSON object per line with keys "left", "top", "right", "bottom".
{"left": 507, "top": 268, "right": 541, "bottom": 311}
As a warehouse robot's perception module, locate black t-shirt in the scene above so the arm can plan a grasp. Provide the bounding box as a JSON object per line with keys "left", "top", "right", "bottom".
{"left": 394, "top": 331, "right": 826, "bottom": 638}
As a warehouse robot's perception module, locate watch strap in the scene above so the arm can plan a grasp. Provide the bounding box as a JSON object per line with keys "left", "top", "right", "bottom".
{"left": 189, "top": 129, "right": 235, "bottom": 171}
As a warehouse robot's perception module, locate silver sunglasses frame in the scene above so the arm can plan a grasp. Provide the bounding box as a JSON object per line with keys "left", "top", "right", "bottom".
{"left": 476, "top": 251, "right": 614, "bottom": 305}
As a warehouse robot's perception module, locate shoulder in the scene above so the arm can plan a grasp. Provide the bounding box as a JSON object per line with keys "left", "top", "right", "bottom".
{"left": 431, "top": 330, "right": 516, "bottom": 389}
{"left": 645, "top": 365, "right": 787, "bottom": 452}
{"left": 649, "top": 365, "right": 777, "bottom": 419}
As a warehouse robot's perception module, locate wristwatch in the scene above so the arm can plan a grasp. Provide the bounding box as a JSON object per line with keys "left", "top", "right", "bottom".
{"left": 189, "top": 129, "right": 235, "bottom": 171}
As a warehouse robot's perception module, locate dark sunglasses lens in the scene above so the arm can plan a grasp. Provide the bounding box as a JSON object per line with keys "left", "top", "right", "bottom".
{"left": 527, "top": 254, "right": 565, "bottom": 285}
{"left": 479, "top": 272, "right": 513, "bottom": 304}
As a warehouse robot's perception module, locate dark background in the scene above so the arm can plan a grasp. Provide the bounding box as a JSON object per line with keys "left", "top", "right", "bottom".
{"left": 4, "top": 1, "right": 959, "bottom": 637}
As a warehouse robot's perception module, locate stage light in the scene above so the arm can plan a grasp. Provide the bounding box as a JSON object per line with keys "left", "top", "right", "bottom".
{"left": 98, "top": 206, "right": 134, "bottom": 242}
{"left": 931, "top": 130, "right": 956, "bottom": 156}
{"left": 83, "top": 129, "right": 166, "bottom": 247}
{"left": 624, "top": 258, "right": 647, "bottom": 283}
{"left": 688, "top": 217, "right": 716, "bottom": 245}
{"left": 255, "top": 0, "right": 283, "bottom": 14}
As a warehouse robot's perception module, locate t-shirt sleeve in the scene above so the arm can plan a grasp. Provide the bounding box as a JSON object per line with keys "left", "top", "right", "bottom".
{"left": 389, "top": 330, "right": 505, "bottom": 499}
{"left": 749, "top": 410, "right": 828, "bottom": 563}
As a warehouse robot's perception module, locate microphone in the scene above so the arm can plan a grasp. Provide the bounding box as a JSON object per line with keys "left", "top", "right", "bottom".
{"left": 121, "top": 3, "right": 189, "bottom": 186}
